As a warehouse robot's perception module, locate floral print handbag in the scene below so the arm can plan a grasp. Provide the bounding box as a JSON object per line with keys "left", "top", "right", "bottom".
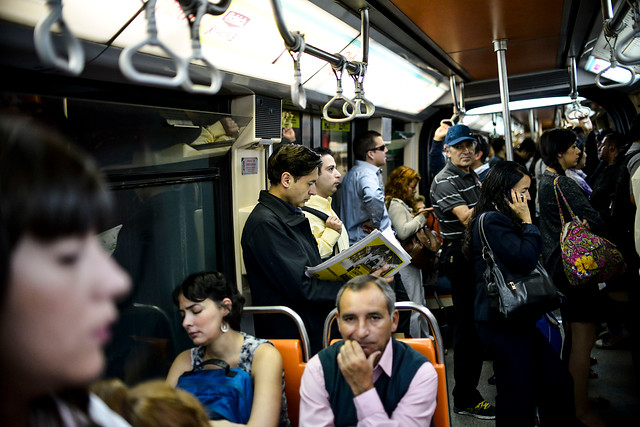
{"left": 553, "top": 177, "right": 626, "bottom": 286}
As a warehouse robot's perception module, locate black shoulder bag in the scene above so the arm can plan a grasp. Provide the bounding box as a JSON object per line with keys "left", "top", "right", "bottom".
{"left": 478, "top": 213, "right": 564, "bottom": 321}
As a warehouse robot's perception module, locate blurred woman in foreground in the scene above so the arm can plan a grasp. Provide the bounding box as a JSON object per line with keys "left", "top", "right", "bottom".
{"left": 0, "top": 115, "right": 131, "bottom": 426}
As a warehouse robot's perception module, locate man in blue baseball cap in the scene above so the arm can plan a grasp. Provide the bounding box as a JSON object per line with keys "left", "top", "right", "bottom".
{"left": 429, "top": 124, "right": 496, "bottom": 419}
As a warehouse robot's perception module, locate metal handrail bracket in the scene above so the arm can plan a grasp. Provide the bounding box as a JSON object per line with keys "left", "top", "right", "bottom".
{"left": 242, "top": 305, "right": 312, "bottom": 362}
{"left": 34, "top": 0, "right": 85, "bottom": 75}
{"left": 119, "top": 0, "right": 187, "bottom": 88}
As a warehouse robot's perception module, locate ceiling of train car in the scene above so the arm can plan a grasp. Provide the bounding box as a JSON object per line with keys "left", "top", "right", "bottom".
{"left": 387, "top": 0, "right": 564, "bottom": 81}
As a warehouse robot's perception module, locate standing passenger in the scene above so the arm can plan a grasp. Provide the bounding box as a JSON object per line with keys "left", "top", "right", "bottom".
{"left": 340, "top": 130, "right": 391, "bottom": 244}
{"left": 538, "top": 128, "right": 605, "bottom": 427}
{"left": 241, "top": 144, "right": 343, "bottom": 355}
{"left": 299, "top": 275, "right": 438, "bottom": 426}
{"left": 0, "top": 115, "right": 131, "bottom": 426}
{"left": 430, "top": 124, "right": 496, "bottom": 419}
{"left": 385, "top": 166, "right": 431, "bottom": 338}
{"left": 303, "top": 147, "right": 349, "bottom": 259}
{"left": 464, "top": 161, "right": 577, "bottom": 426}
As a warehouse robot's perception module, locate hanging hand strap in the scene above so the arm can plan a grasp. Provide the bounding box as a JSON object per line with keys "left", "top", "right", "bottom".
{"left": 34, "top": 0, "right": 85, "bottom": 75}
{"left": 181, "top": 0, "right": 222, "bottom": 94}
{"left": 119, "top": 0, "right": 187, "bottom": 88}
{"left": 344, "top": 63, "right": 375, "bottom": 118}
{"left": 323, "top": 61, "right": 357, "bottom": 123}
{"left": 289, "top": 32, "right": 307, "bottom": 109}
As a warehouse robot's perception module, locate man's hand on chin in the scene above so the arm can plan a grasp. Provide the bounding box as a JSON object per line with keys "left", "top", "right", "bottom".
{"left": 337, "top": 340, "right": 380, "bottom": 396}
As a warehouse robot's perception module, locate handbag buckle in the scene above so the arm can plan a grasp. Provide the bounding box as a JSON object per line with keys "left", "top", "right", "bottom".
{"left": 508, "top": 281, "right": 516, "bottom": 290}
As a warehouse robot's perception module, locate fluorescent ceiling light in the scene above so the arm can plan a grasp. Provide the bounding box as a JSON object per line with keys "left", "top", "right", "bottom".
{"left": 465, "top": 96, "right": 586, "bottom": 115}
{"left": 1, "top": 0, "right": 447, "bottom": 115}
{"left": 584, "top": 55, "right": 638, "bottom": 84}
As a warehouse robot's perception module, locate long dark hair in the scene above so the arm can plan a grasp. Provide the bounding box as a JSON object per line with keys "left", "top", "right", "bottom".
{"left": 462, "top": 161, "right": 531, "bottom": 258}
{"left": 0, "top": 115, "right": 110, "bottom": 425}
{"left": 0, "top": 115, "right": 112, "bottom": 298}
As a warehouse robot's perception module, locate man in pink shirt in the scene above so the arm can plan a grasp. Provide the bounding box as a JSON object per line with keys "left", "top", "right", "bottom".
{"left": 299, "top": 275, "right": 437, "bottom": 426}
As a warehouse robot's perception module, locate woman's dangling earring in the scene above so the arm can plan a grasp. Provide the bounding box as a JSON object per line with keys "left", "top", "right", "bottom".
{"left": 220, "top": 321, "right": 229, "bottom": 333}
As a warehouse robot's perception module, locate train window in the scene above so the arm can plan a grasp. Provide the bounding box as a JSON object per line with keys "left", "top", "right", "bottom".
{"left": 321, "top": 119, "right": 351, "bottom": 177}
{"left": 105, "top": 175, "right": 219, "bottom": 385}
{"left": 0, "top": 94, "right": 237, "bottom": 385}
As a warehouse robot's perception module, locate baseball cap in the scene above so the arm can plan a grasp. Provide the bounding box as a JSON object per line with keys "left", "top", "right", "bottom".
{"left": 444, "top": 124, "right": 476, "bottom": 146}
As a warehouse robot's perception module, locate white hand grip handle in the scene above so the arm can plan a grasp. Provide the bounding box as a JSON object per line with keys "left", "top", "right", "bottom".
{"left": 33, "top": 2, "right": 85, "bottom": 75}
{"left": 323, "top": 94, "right": 357, "bottom": 123}
{"left": 595, "top": 62, "right": 635, "bottom": 89}
{"left": 182, "top": 55, "right": 223, "bottom": 94}
{"left": 119, "top": 39, "right": 187, "bottom": 88}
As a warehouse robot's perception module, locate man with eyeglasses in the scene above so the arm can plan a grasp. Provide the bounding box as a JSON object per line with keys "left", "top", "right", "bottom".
{"left": 340, "top": 131, "right": 391, "bottom": 244}
{"left": 429, "top": 124, "right": 496, "bottom": 420}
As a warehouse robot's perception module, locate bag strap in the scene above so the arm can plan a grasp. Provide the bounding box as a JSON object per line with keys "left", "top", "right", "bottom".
{"left": 553, "top": 176, "right": 578, "bottom": 225}
{"left": 196, "top": 358, "right": 238, "bottom": 377}
{"left": 301, "top": 206, "right": 329, "bottom": 222}
{"left": 478, "top": 213, "right": 498, "bottom": 267}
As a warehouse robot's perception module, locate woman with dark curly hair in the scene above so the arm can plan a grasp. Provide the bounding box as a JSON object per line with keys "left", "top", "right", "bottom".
{"left": 385, "top": 166, "right": 433, "bottom": 337}
{"left": 464, "top": 161, "right": 577, "bottom": 426}
{"left": 166, "top": 272, "right": 289, "bottom": 426}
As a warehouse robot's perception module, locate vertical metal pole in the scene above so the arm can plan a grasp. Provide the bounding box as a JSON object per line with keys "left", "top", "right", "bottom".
{"left": 493, "top": 39, "right": 513, "bottom": 160}
{"left": 569, "top": 56, "right": 579, "bottom": 100}
{"left": 528, "top": 109, "right": 536, "bottom": 140}
{"left": 361, "top": 7, "right": 369, "bottom": 64}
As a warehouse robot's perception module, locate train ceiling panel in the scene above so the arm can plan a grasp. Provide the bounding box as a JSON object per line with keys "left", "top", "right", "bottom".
{"left": 387, "top": 0, "right": 566, "bottom": 81}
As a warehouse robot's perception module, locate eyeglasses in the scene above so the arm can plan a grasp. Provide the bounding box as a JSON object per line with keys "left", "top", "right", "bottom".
{"left": 368, "top": 145, "right": 386, "bottom": 152}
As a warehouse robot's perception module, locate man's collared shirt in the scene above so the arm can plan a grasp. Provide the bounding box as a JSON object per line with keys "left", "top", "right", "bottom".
{"left": 299, "top": 338, "right": 437, "bottom": 426}
{"left": 430, "top": 161, "right": 481, "bottom": 241}
{"left": 304, "top": 194, "right": 350, "bottom": 259}
{"left": 340, "top": 160, "right": 392, "bottom": 245}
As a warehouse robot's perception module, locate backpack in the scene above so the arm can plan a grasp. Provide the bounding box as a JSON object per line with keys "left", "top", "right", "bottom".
{"left": 177, "top": 358, "right": 253, "bottom": 423}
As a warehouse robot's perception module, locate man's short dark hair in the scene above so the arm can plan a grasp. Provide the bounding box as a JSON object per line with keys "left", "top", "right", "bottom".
{"left": 517, "top": 137, "right": 536, "bottom": 154}
{"left": 312, "top": 146, "right": 335, "bottom": 175}
{"left": 267, "top": 144, "right": 322, "bottom": 185}
{"left": 353, "top": 131, "right": 382, "bottom": 161}
{"left": 336, "top": 274, "right": 395, "bottom": 315}
{"left": 490, "top": 137, "right": 505, "bottom": 154}
{"left": 475, "top": 135, "right": 490, "bottom": 163}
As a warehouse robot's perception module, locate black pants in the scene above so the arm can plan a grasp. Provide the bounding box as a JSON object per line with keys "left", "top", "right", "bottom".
{"left": 476, "top": 322, "right": 577, "bottom": 427}
{"left": 441, "top": 240, "right": 485, "bottom": 407}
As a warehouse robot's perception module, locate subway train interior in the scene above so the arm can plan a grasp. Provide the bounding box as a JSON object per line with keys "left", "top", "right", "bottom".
{"left": 1, "top": 0, "right": 640, "bottom": 425}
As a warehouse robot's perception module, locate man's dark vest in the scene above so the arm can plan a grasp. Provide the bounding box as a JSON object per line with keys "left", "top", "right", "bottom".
{"left": 318, "top": 338, "right": 428, "bottom": 426}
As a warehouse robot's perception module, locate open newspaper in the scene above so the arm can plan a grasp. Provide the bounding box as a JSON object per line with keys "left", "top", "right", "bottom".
{"left": 305, "top": 228, "right": 411, "bottom": 282}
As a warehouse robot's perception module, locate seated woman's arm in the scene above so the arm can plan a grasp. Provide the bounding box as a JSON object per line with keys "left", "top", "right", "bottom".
{"left": 211, "top": 344, "right": 284, "bottom": 427}
{"left": 166, "top": 350, "right": 192, "bottom": 387}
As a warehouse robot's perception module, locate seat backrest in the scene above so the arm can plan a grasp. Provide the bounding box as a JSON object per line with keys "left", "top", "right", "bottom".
{"left": 270, "top": 339, "right": 306, "bottom": 427}
{"left": 329, "top": 337, "right": 449, "bottom": 427}
{"left": 398, "top": 338, "right": 449, "bottom": 427}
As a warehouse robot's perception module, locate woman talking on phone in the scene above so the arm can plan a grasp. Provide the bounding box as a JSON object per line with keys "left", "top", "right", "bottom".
{"left": 463, "top": 161, "right": 577, "bottom": 426}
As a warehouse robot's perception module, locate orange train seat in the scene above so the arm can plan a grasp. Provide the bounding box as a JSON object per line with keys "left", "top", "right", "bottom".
{"left": 270, "top": 339, "right": 306, "bottom": 427}
{"left": 242, "top": 306, "right": 311, "bottom": 427}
